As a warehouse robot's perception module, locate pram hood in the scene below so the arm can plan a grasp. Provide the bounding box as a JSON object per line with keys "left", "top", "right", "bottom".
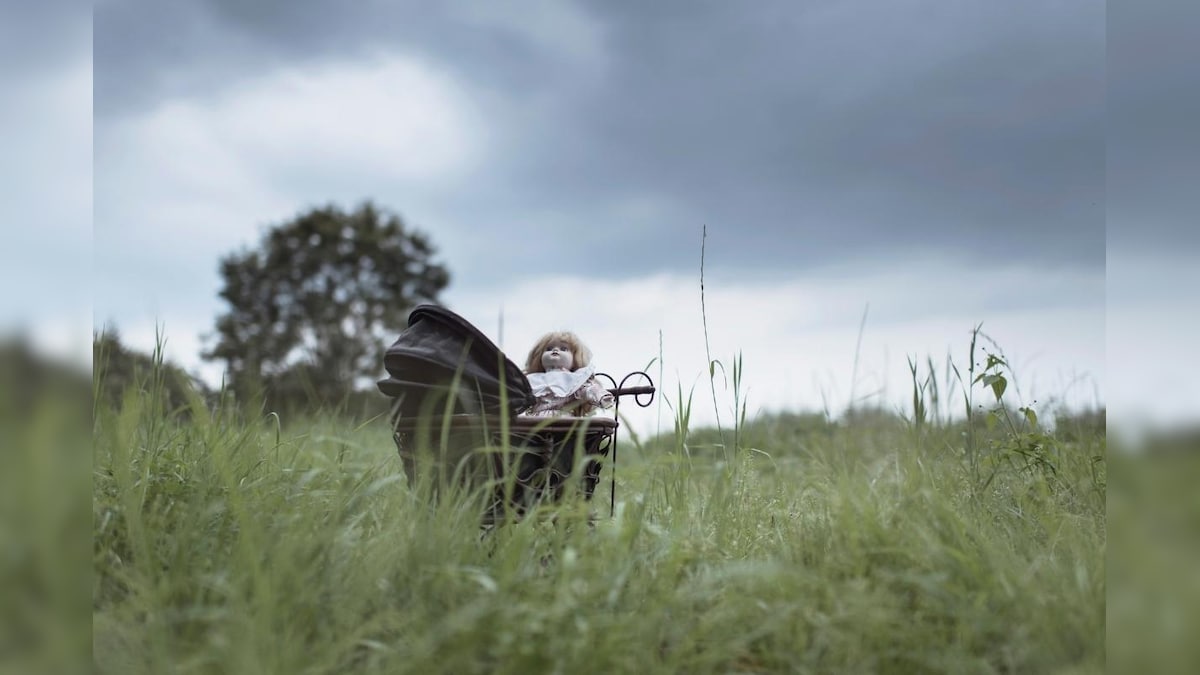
{"left": 377, "top": 304, "right": 536, "bottom": 416}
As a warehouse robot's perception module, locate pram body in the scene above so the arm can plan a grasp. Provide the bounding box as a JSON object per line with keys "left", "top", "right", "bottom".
{"left": 377, "top": 305, "right": 654, "bottom": 522}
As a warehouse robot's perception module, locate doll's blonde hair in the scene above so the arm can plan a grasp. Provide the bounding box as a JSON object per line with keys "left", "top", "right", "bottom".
{"left": 524, "top": 331, "right": 593, "bottom": 373}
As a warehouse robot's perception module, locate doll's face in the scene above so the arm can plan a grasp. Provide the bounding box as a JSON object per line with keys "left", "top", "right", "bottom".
{"left": 541, "top": 341, "right": 574, "bottom": 371}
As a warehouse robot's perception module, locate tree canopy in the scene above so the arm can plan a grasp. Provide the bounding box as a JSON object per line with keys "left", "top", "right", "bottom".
{"left": 203, "top": 202, "right": 450, "bottom": 412}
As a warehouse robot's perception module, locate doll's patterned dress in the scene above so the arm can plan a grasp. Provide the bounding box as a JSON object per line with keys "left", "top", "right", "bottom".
{"left": 524, "top": 366, "right": 612, "bottom": 417}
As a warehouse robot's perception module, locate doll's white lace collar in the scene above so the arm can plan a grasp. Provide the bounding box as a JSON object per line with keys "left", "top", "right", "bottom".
{"left": 526, "top": 364, "right": 596, "bottom": 398}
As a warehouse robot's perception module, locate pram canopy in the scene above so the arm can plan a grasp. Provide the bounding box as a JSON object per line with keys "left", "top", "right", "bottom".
{"left": 377, "top": 304, "right": 537, "bottom": 416}
{"left": 377, "top": 304, "right": 654, "bottom": 522}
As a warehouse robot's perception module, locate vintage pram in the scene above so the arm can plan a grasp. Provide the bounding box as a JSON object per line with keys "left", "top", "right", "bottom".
{"left": 377, "top": 305, "right": 654, "bottom": 524}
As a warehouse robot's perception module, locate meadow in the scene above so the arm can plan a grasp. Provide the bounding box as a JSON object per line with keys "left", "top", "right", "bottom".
{"left": 90, "top": 344, "right": 1107, "bottom": 674}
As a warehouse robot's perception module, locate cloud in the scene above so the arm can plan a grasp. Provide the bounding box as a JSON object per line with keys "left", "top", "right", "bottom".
{"left": 1, "top": 2, "right": 90, "bottom": 80}
{"left": 95, "top": 0, "right": 609, "bottom": 118}
{"left": 1108, "top": 252, "right": 1200, "bottom": 431}
{"left": 90, "top": 1, "right": 1114, "bottom": 435}
{"left": 2, "top": 58, "right": 91, "bottom": 252}
{"left": 450, "top": 1, "right": 607, "bottom": 71}
{"left": 1, "top": 49, "right": 91, "bottom": 365}
{"left": 99, "top": 52, "right": 482, "bottom": 197}
{"left": 203, "top": 56, "right": 483, "bottom": 182}
{"left": 95, "top": 53, "right": 485, "bottom": 325}
{"left": 96, "top": 0, "right": 1105, "bottom": 285}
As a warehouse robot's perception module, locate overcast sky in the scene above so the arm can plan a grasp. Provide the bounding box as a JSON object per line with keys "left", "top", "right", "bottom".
{"left": 1, "top": 2, "right": 91, "bottom": 364}
{"left": 12, "top": 1, "right": 1197, "bottom": 435}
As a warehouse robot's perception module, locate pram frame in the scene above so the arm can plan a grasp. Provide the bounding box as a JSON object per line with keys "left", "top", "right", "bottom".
{"left": 388, "top": 372, "right": 655, "bottom": 523}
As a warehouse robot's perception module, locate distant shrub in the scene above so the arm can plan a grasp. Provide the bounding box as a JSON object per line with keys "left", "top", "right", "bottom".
{"left": 93, "top": 328, "right": 208, "bottom": 416}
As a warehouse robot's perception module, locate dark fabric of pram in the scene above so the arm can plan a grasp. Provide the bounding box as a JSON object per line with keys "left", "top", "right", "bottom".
{"left": 377, "top": 305, "right": 625, "bottom": 523}
{"left": 377, "top": 304, "right": 537, "bottom": 417}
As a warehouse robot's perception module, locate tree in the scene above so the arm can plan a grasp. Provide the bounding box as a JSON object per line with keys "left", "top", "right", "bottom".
{"left": 203, "top": 202, "right": 450, "bottom": 412}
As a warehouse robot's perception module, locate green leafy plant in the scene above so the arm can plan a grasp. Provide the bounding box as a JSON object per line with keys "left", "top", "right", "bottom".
{"left": 971, "top": 348, "right": 1061, "bottom": 492}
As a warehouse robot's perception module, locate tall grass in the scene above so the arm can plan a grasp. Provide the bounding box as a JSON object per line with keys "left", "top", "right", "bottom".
{"left": 2, "top": 341, "right": 91, "bottom": 674}
{"left": 92, "top": 335, "right": 1105, "bottom": 673}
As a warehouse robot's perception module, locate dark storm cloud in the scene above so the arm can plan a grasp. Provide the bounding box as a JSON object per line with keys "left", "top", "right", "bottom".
{"left": 509, "top": 0, "right": 1105, "bottom": 274}
{"left": 1108, "top": 0, "right": 1200, "bottom": 253}
{"left": 2, "top": 0, "right": 90, "bottom": 78}
{"left": 95, "top": 0, "right": 1105, "bottom": 283}
{"left": 94, "top": 0, "right": 586, "bottom": 116}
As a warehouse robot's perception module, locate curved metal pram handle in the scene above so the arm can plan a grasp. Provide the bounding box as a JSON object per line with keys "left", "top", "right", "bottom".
{"left": 593, "top": 371, "right": 656, "bottom": 516}
{"left": 595, "top": 371, "right": 656, "bottom": 407}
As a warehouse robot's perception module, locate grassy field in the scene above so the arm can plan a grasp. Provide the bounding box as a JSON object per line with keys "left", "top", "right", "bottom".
{"left": 90, "top": 354, "right": 1107, "bottom": 675}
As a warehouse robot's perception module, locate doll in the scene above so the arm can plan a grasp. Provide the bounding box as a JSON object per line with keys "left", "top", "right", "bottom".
{"left": 521, "top": 331, "right": 615, "bottom": 417}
